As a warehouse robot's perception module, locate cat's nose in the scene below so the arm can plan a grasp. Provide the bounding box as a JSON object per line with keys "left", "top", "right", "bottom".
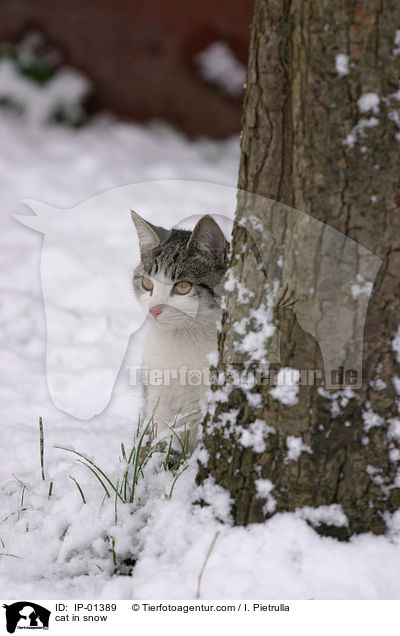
{"left": 149, "top": 305, "right": 163, "bottom": 318}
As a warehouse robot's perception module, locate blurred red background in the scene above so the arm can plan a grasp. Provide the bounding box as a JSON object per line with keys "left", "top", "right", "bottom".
{"left": 0, "top": 0, "right": 253, "bottom": 137}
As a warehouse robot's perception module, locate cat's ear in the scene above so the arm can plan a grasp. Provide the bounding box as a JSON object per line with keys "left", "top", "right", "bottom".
{"left": 186, "top": 215, "right": 227, "bottom": 260}
{"left": 130, "top": 210, "right": 170, "bottom": 255}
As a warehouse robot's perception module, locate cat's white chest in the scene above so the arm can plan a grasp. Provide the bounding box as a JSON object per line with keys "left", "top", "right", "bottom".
{"left": 142, "top": 325, "right": 216, "bottom": 449}
{"left": 144, "top": 328, "right": 211, "bottom": 371}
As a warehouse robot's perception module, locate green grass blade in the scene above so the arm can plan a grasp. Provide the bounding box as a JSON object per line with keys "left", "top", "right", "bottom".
{"left": 129, "top": 419, "right": 152, "bottom": 503}
{"left": 0, "top": 552, "right": 22, "bottom": 559}
{"left": 54, "top": 445, "right": 125, "bottom": 503}
{"left": 166, "top": 424, "right": 185, "bottom": 454}
{"left": 76, "top": 460, "right": 110, "bottom": 498}
{"left": 114, "top": 481, "right": 119, "bottom": 523}
{"left": 39, "top": 417, "right": 45, "bottom": 481}
{"left": 168, "top": 465, "right": 189, "bottom": 499}
{"left": 69, "top": 476, "right": 86, "bottom": 503}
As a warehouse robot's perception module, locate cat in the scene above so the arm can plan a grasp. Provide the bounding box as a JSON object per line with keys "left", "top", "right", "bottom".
{"left": 131, "top": 211, "right": 229, "bottom": 452}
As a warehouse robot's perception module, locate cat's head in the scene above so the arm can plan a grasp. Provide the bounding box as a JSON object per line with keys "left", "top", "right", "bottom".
{"left": 131, "top": 211, "right": 229, "bottom": 337}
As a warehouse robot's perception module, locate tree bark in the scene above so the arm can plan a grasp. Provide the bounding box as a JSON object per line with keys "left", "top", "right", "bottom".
{"left": 197, "top": 0, "right": 400, "bottom": 538}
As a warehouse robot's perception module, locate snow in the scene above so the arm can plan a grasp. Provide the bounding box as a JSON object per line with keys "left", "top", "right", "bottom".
{"left": 132, "top": 509, "right": 400, "bottom": 600}
{"left": 286, "top": 436, "right": 312, "bottom": 461}
{"left": 255, "top": 478, "right": 274, "bottom": 499}
{"left": 335, "top": 54, "right": 349, "bottom": 77}
{"left": 206, "top": 350, "right": 218, "bottom": 367}
{"left": 296, "top": 504, "right": 348, "bottom": 528}
{"left": 234, "top": 288, "right": 277, "bottom": 363}
{"left": 239, "top": 214, "right": 264, "bottom": 234}
{"left": 0, "top": 58, "right": 91, "bottom": 125}
{"left": 394, "top": 30, "right": 400, "bottom": 56}
{"left": 239, "top": 327, "right": 274, "bottom": 362}
{"left": 196, "top": 41, "right": 246, "bottom": 98}
{"left": 317, "top": 387, "right": 356, "bottom": 418}
{"left": 392, "top": 376, "right": 400, "bottom": 395}
{"left": 389, "top": 448, "right": 400, "bottom": 463}
{"left": 366, "top": 465, "right": 388, "bottom": 495}
{"left": 362, "top": 408, "right": 384, "bottom": 433}
{"left": 370, "top": 377, "right": 387, "bottom": 391}
{"left": 238, "top": 419, "right": 276, "bottom": 453}
{"left": 388, "top": 418, "right": 400, "bottom": 441}
{"left": 351, "top": 273, "right": 373, "bottom": 298}
{"left": 232, "top": 317, "right": 248, "bottom": 336}
{"left": 270, "top": 368, "right": 300, "bottom": 406}
{"left": 388, "top": 108, "right": 400, "bottom": 141}
{"left": 391, "top": 86, "right": 400, "bottom": 102}
{"left": 343, "top": 117, "right": 379, "bottom": 148}
{"left": 392, "top": 325, "right": 400, "bottom": 363}
{"left": 210, "top": 409, "right": 240, "bottom": 439}
{"left": 1, "top": 64, "right": 400, "bottom": 602}
{"left": 255, "top": 479, "right": 277, "bottom": 514}
{"left": 246, "top": 391, "right": 262, "bottom": 407}
{"left": 224, "top": 270, "right": 255, "bottom": 303}
{"left": 357, "top": 93, "right": 380, "bottom": 115}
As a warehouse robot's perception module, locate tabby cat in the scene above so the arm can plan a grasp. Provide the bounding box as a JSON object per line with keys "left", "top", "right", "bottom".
{"left": 131, "top": 211, "right": 228, "bottom": 451}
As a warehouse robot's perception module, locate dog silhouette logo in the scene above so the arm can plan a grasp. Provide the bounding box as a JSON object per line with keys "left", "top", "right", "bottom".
{"left": 3, "top": 602, "right": 51, "bottom": 633}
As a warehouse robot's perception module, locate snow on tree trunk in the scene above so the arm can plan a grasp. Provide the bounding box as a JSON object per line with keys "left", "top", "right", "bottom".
{"left": 196, "top": 0, "right": 400, "bottom": 538}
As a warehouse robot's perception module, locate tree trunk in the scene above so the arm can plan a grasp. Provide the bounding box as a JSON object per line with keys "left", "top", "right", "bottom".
{"left": 197, "top": 0, "right": 400, "bottom": 538}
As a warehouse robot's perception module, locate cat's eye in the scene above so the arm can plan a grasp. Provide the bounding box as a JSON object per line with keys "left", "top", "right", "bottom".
{"left": 174, "top": 281, "right": 192, "bottom": 295}
{"left": 141, "top": 277, "right": 154, "bottom": 292}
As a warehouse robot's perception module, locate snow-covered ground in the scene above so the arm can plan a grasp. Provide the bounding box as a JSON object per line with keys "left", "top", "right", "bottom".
{"left": 1, "top": 64, "right": 400, "bottom": 601}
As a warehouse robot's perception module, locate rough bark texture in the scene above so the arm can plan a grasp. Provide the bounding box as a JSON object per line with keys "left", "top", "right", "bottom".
{"left": 197, "top": 0, "right": 400, "bottom": 538}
